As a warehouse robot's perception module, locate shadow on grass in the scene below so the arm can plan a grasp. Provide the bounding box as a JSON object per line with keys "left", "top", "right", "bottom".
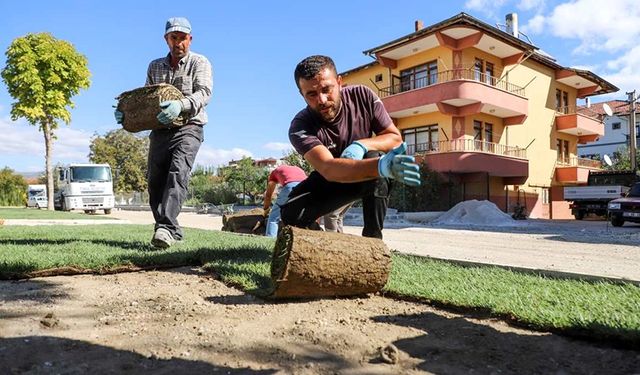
{"left": 371, "top": 311, "right": 640, "bottom": 373}
{"left": 0, "top": 238, "right": 151, "bottom": 251}
{"left": 0, "top": 336, "right": 277, "bottom": 374}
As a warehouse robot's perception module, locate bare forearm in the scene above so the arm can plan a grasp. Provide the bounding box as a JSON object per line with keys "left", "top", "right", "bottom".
{"left": 356, "top": 132, "right": 402, "bottom": 153}
{"left": 315, "top": 158, "right": 380, "bottom": 183}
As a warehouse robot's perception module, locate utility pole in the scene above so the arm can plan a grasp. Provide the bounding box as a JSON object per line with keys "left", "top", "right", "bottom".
{"left": 628, "top": 90, "right": 637, "bottom": 172}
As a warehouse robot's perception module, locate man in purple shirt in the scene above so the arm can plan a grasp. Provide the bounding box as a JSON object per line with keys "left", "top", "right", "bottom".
{"left": 281, "top": 55, "right": 420, "bottom": 239}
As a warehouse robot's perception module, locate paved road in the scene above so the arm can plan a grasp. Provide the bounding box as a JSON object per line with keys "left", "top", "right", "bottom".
{"left": 106, "top": 209, "right": 640, "bottom": 284}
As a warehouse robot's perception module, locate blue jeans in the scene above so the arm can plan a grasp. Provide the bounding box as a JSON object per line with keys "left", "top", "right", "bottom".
{"left": 265, "top": 181, "right": 300, "bottom": 237}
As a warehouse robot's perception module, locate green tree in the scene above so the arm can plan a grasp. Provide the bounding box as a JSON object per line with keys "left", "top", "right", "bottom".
{"left": 0, "top": 168, "right": 28, "bottom": 206}
{"left": 608, "top": 145, "right": 640, "bottom": 171}
{"left": 2, "top": 33, "right": 90, "bottom": 210}
{"left": 389, "top": 163, "right": 446, "bottom": 212}
{"left": 281, "top": 149, "right": 314, "bottom": 174}
{"left": 89, "top": 129, "right": 149, "bottom": 193}
{"left": 222, "top": 157, "right": 268, "bottom": 204}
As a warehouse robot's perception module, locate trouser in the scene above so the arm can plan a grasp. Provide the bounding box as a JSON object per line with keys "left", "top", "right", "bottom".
{"left": 148, "top": 124, "right": 203, "bottom": 240}
{"left": 322, "top": 202, "right": 353, "bottom": 233}
{"left": 280, "top": 151, "right": 391, "bottom": 239}
{"left": 265, "top": 181, "right": 300, "bottom": 237}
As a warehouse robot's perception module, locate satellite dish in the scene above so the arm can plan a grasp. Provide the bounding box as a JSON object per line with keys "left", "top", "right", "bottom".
{"left": 603, "top": 154, "right": 613, "bottom": 167}
{"left": 602, "top": 103, "right": 613, "bottom": 117}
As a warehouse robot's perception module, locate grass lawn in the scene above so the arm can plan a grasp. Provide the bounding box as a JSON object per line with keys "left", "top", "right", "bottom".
{"left": 0, "top": 207, "right": 113, "bottom": 220}
{"left": 0, "top": 223, "right": 638, "bottom": 347}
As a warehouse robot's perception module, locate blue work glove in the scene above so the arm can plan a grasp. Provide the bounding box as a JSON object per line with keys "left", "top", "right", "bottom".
{"left": 114, "top": 109, "right": 124, "bottom": 124}
{"left": 340, "top": 141, "right": 368, "bottom": 160}
{"left": 378, "top": 142, "right": 422, "bottom": 187}
{"left": 157, "top": 100, "right": 183, "bottom": 125}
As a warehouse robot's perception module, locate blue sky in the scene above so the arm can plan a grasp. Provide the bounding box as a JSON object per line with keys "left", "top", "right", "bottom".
{"left": 2, "top": 0, "right": 639, "bottom": 173}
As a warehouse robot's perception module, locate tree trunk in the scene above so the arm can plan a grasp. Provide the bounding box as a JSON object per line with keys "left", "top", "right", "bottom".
{"left": 270, "top": 226, "right": 391, "bottom": 299}
{"left": 43, "top": 121, "right": 54, "bottom": 211}
{"left": 221, "top": 208, "right": 266, "bottom": 235}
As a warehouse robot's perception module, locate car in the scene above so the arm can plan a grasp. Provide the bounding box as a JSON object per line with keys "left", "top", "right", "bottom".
{"left": 28, "top": 195, "right": 48, "bottom": 209}
{"left": 607, "top": 182, "right": 640, "bottom": 227}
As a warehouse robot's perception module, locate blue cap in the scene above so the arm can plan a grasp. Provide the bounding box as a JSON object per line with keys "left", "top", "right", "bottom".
{"left": 165, "top": 17, "right": 191, "bottom": 35}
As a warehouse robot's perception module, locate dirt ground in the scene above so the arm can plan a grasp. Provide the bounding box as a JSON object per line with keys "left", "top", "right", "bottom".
{"left": 1, "top": 210, "right": 640, "bottom": 374}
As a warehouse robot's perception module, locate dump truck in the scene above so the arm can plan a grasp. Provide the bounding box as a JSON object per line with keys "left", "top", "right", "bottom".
{"left": 54, "top": 163, "right": 115, "bottom": 214}
{"left": 563, "top": 170, "right": 639, "bottom": 220}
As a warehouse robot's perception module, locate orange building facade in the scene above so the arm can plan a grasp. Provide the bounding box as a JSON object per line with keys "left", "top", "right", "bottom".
{"left": 340, "top": 13, "right": 617, "bottom": 219}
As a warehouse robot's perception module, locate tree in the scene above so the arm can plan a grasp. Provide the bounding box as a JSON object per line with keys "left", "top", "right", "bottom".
{"left": 0, "top": 167, "right": 28, "bottom": 206}
{"left": 281, "top": 149, "right": 314, "bottom": 175}
{"left": 89, "top": 129, "right": 149, "bottom": 193}
{"left": 222, "top": 157, "right": 268, "bottom": 204}
{"left": 608, "top": 145, "right": 640, "bottom": 171}
{"left": 2, "top": 33, "right": 91, "bottom": 210}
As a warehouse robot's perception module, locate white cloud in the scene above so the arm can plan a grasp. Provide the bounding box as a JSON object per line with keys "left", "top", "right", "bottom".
{"left": 523, "top": 14, "right": 546, "bottom": 34}
{"left": 604, "top": 46, "right": 640, "bottom": 94}
{"left": 465, "top": 0, "right": 508, "bottom": 16}
{"left": 263, "top": 142, "right": 291, "bottom": 152}
{"left": 522, "top": 0, "right": 640, "bottom": 96}
{"left": 194, "top": 145, "right": 253, "bottom": 167}
{"left": 542, "top": 0, "right": 640, "bottom": 54}
{"left": 517, "top": 0, "right": 545, "bottom": 11}
{"left": 0, "top": 117, "right": 92, "bottom": 171}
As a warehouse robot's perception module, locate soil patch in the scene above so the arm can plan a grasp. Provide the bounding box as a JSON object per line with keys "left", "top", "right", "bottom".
{"left": 1, "top": 267, "right": 638, "bottom": 374}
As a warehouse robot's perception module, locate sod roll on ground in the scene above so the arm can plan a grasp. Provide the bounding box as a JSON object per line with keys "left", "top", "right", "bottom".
{"left": 270, "top": 226, "right": 391, "bottom": 298}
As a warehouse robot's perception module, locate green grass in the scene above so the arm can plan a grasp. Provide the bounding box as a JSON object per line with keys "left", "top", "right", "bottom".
{"left": 0, "top": 207, "right": 113, "bottom": 220}
{"left": 0, "top": 224, "right": 638, "bottom": 346}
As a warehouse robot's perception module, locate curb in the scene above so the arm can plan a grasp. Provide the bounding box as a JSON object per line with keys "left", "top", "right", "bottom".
{"left": 3, "top": 219, "right": 132, "bottom": 226}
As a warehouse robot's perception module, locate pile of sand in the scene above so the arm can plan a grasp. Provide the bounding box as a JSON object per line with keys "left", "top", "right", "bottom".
{"left": 433, "top": 200, "right": 520, "bottom": 227}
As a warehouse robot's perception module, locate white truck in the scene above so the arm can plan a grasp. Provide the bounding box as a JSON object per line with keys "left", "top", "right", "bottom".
{"left": 26, "top": 184, "right": 47, "bottom": 208}
{"left": 54, "top": 163, "right": 115, "bottom": 214}
{"left": 563, "top": 170, "right": 638, "bottom": 220}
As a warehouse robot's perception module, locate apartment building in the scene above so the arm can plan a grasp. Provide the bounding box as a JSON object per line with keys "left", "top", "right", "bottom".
{"left": 340, "top": 12, "right": 617, "bottom": 219}
{"left": 577, "top": 100, "right": 639, "bottom": 161}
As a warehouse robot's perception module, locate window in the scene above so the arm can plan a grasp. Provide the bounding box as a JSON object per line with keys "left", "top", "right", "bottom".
{"left": 403, "top": 125, "right": 438, "bottom": 154}
{"left": 557, "top": 138, "right": 570, "bottom": 164}
{"left": 556, "top": 89, "right": 569, "bottom": 113}
{"left": 399, "top": 61, "right": 438, "bottom": 92}
{"left": 542, "top": 188, "right": 549, "bottom": 205}
{"left": 473, "top": 121, "right": 494, "bottom": 151}
{"left": 474, "top": 58, "right": 483, "bottom": 81}
{"left": 485, "top": 62, "right": 494, "bottom": 85}
{"left": 612, "top": 122, "right": 621, "bottom": 130}
{"left": 473, "top": 58, "right": 496, "bottom": 85}
{"left": 374, "top": 74, "right": 383, "bottom": 83}
{"left": 485, "top": 123, "right": 493, "bottom": 143}
{"left": 473, "top": 120, "right": 483, "bottom": 140}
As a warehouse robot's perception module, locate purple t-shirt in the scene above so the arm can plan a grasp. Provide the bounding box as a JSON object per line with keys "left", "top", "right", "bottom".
{"left": 289, "top": 85, "right": 393, "bottom": 158}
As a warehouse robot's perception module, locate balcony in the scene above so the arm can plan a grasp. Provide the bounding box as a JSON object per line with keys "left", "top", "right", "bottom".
{"left": 555, "top": 106, "right": 604, "bottom": 143}
{"left": 554, "top": 157, "right": 603, "bottom": 184}
{"left": 411, "top": 139, "right": 529, "bottom": 183}
{"left": 378, "top": 69, "right": 528, "bottom": 123}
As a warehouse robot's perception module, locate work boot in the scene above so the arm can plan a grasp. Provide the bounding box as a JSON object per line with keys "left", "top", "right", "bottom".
{"left": 151, "top": 228, "right": 176, "bottom": 248}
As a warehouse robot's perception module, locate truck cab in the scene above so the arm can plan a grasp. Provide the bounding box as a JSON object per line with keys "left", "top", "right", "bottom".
{"left": 54, "top": 164, "right": 115, "bottom": 214}
{"left": 607, "top": 182, "right": 640, "bottom": 227}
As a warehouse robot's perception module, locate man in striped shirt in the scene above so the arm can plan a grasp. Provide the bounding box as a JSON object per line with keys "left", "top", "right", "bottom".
{"left": 115, "top": 17, "right": 212, "bottom": 248}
